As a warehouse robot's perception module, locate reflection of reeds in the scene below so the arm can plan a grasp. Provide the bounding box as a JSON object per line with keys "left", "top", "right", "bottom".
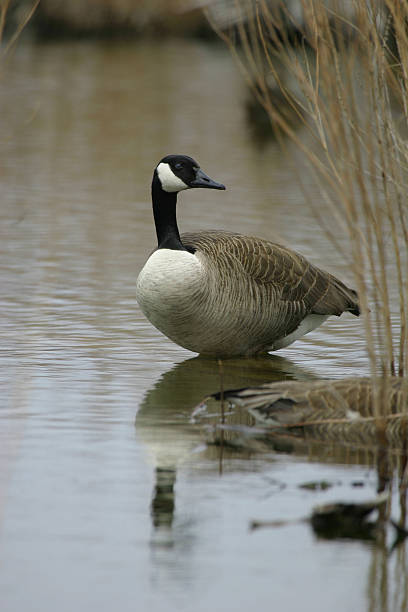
{"left": 209, "top": 0, "right": 408, "bottom": 415}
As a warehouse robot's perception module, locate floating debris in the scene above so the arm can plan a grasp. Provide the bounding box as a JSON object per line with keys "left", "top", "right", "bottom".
{"left": 208, "top": 377, "right": 408, "bottom": 449}
{"left": 310, "top": 494, "right": 388, "bottom": 541}
{"left": 249, "top": 492, "right": 408, "bottom": 548}
{"left": 298, "top": 480, "right": 333, "bottom": 491}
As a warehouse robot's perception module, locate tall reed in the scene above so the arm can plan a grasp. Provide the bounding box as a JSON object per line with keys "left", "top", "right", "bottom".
{"left": 209, "top": 0, "right": 408, "bottom": 414}
{"left": 0, "top": 0, "right": 39, "bottom": 53}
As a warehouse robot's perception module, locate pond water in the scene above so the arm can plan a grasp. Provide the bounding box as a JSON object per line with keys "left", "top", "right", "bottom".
{"left": 0, "top": 38, "right": 406, "bottom": 612}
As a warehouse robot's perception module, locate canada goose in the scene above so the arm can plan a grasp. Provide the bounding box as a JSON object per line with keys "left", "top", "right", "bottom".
{"left": 136, "top": 155, "right": 359, "bottom": 356}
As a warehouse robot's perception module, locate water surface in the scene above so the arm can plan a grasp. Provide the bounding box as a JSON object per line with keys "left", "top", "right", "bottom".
{"left": 0, "top": 39, "right": 405, "bottom": 612}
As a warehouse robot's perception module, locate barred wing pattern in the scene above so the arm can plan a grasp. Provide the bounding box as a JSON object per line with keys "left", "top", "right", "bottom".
{"left": 181, "top": 230, "right": 359, "bottom": 343}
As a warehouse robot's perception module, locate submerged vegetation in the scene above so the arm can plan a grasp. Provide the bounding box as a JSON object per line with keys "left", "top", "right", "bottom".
{"left": 208, "top": 0, "right": 408, "bottom": 420}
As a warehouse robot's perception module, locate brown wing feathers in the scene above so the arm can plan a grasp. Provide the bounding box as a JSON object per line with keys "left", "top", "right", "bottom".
{"left": 181, "top": 230, "right": 359, "bottom": 318}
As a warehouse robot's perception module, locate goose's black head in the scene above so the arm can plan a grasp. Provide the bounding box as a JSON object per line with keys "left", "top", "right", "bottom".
{"left": 154, "top": 154, "right": 226, "bottom": 193}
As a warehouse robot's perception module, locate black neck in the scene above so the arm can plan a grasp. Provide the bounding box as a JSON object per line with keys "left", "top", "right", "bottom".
{"left": 151, "top": 175, "right": 186, "bottom": 251}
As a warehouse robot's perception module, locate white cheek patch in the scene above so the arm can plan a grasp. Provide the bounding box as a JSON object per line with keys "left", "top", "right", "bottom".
{"left": 156, "top": 162, "right": 189, "bottom": 193}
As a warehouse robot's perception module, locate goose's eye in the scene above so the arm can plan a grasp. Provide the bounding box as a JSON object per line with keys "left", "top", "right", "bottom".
{"left": 174, "top": 163, "right": 183, "bottom": 170}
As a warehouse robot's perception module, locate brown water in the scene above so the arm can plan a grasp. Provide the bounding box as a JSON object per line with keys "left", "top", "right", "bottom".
{"left": 0, "top": 39, "right": 406, "bottom": 612}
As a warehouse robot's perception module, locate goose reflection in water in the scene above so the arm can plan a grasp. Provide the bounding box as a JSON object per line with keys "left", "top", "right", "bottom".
{"left": 135, "top": 356, "right": 408, "bottom": 612}
{"left": 135, "top": 354, "right": 315, "bottom": 546}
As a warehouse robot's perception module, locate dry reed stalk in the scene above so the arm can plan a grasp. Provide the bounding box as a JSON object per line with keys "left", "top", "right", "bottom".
{"left": 0, "top": 0, "right": 11, "bottom": 43}
{"left": 0, "top": 0, "right": 39, "bottom": 54}
{"left": 207, "top": 0, "right": 408, "bottom": 416}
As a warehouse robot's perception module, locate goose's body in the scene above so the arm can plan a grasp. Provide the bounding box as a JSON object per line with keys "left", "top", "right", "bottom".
{"left": 136, "top": 155, "right": 359, "bottom": 357}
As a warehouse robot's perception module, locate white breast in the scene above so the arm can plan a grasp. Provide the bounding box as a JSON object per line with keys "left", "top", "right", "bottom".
{"left": 136, "top": 249, "right": 204, "bottom": 338}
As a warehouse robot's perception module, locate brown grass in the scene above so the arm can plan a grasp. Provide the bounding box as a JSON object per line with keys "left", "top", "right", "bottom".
{"left": 208, "top": 0, "right": 408, "bottom": 415}
{"left": 0, "top": 0, "right": 39, "bottom": 52}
